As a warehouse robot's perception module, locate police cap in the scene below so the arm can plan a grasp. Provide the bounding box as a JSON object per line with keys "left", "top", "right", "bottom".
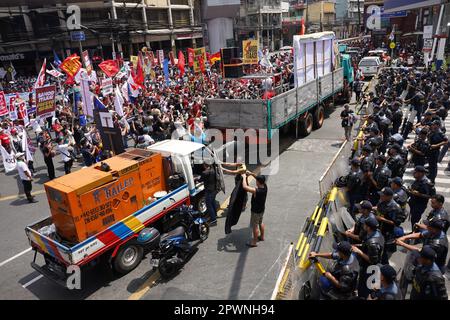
{"left": 356, "top": 200, "right": 373, "bottom": 211}
{"left": 389, "top": 144, "right": 402, "bottom": 152}
{"left": 333, "top": 241, "right": 352, "bottom": 256}
{"left": 414, "top": 165, "right": 428, "bottom": 173}
{"left": 378, "top": 187, "right": 394, "bottom": 196}
{"left": 431, "top": 120, "right": 441, "bottom": 126}
{"left": 389, "top": 177, "right": 403, "bottom": 186}
{"left": 364, "top": 216, "right": 379, "bottom": 229}
{"left": 420, "top": 246, "right": 437, "bottom": 261}
{"left": 376, "top": 154, "right": 387, "bottom": 163}
{"left": 427, "top": 219, "right": 446, "bottom": 230}
{"left": 380, "top": 265, "right": 397, "bottom": 282}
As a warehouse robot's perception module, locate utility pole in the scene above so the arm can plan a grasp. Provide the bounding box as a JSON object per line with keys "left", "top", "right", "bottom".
{"left": 357, "top": 0, "right": 361, "bottom": 34}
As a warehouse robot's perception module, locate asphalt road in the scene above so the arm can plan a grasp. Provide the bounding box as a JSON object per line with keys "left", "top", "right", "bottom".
{"left": 0, "top": 100, "right": 349, "bottom": 300}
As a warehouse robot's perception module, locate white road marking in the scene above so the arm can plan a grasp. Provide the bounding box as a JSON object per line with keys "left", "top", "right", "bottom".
{"left": 403, "top": 177, "right": 450, "bottom": 185}
{"left": 0, "top": 248, "right": 32, "bottom": 267}
{"left": 22, "top": 275, "right": 43, "bottom": 288}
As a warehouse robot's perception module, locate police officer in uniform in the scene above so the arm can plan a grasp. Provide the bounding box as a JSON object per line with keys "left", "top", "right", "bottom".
{"left": 359, "top": 145, "right": 375, "bottom": 174}
{"left": 309, "top": 241, "right": 360, "bottom": 300}
{"left": 390, "top": 177, "right": 408, "bottom": 210}
{"left": 397, "top": 219, "right": 448, "bottom": 272}
{"left": 346, "top": 158, "right": 364, "bottom": 216}
{"left": 407, "top": 166, "right": 435, "bottom": 229}
{"left": 369, "top": 264, "right": 403, "bottom": 300}
{"left": 387, "top": 144, "right": 406, "bottom": 178}
{"left": 409, "top": 246, "right": 448, "bottom": 300}
{"left": 427, "top": 120, "right": 448, "bottom": 184}
{"left": 415, "top": 194, "right": 450, "bottom": 233}
{"left": 391, "top": 102, "right": 403, "bottom": 134}
{"left": 344, "top": 200, "right": 376, "bottom": 243}
{"left": 375, "top": 187, "right": 404, "bottom": 264}
{"left": 367, "top": 155, "right": 392, "bottom": 205}
{"left": 408, "top": 128, "right": 430, "bottom": 167}
{"left": 351, "top": 217, "right": 385, "bottom": 298}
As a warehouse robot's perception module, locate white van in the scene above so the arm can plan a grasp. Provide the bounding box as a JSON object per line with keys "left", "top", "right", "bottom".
{"left": 358, "top": 56, "right": 382, "bottom": 77}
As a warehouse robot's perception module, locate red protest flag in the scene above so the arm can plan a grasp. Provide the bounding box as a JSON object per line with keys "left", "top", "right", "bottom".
{"left": 187, "top": 48, "right": 195, "bottom": 67}
{"left": 132, "top": 53, "right": 144, "bottom": 86}
{"left": 178, "top": 51, "right": 185, "bottom": 76}
{"left": 98, "top": 59, "right": 119, "bottom": 77}
{"left": 300, "top": 18, "right": 305, "bottom": 35}
{"left": 209, "top": 52, "right": 221, "bottom": 64}
{"left": 169, "top": 51, "right": 175, "bottom": 66}
{"left": 60, "top": 54, "right": 82, "bottom": 78}
{"left": 34, "top": 58, "right": 46, "bottom": 89}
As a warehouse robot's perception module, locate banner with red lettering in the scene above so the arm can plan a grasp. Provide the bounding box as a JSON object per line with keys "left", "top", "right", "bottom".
{"left": 82, "top": 50, "right": 93, "bottom": 75}
{"left": 0, "top": 91, "right": 8, "bottom": 116}
{"left": 187, "top": 48, "right": 195, "bottom": 67}
{"left": 35, "top": 85, "right": 56, "bottom": 119}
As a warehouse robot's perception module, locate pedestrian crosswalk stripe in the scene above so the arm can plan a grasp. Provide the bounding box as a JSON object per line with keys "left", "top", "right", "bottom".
{"left": 403, "top": 177, "right": 450, "bottom": 185}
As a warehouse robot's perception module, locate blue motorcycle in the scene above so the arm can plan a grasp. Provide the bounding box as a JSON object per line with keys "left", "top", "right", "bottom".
{"left": 137, "top": 205, "right": 209, "bottom": 278}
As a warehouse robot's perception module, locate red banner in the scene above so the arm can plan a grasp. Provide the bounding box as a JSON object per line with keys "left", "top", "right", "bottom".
{"left": 35, "top": 85, "right": 56, "bottom": 118}
{"left": 187, "top": 48, "right": 195, "bottom": 67}
{"left": 82, "top": 50, "right": 93, "bottom": 75}
{"left": 0, "top": 91, "right": 8, "bottom": 116}
{"left": 60, "top": 54, "right": 82, "bottom": 78}
{"left": 98, "top": 60, "right": 119, "bottom": 78}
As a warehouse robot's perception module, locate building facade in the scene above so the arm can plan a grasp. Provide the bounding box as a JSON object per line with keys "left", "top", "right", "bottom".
{"left": 334, "top": 0, "right": 364, "bottom": 38}
{"left": 282, "top": 0, "right": 306, "bottom": 45}
{"left": 0, "top": 0, "right": 203, "bottom": 73}
{"left": 307, "top": 1, "right": 336, "bottom": 33}
{"left": 235, "top": 0, "right": 284, "bottom": 51}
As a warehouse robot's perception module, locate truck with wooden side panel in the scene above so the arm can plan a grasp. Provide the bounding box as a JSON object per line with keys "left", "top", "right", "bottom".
{"left": 206, "top": 32, "right": 352, "bottom": 143}
{"left": 25, "top": 141, "right": 224, "bottom": 286}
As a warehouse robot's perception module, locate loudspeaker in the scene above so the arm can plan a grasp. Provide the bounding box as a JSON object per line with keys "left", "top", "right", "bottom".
{"left": 222, "top": 47, "right": 239, "bottom": 64}
{"left": 223, "top": 65, "right": 244, "bottom": 78}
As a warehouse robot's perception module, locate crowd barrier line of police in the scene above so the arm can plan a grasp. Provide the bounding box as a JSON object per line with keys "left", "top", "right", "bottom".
{"left": 272, "top": 118, "right": 370, "bottom": 299}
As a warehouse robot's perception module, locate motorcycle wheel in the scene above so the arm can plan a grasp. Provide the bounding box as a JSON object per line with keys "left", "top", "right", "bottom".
{"left": 199, "top": 223, "right": 210, "bottom": 242}
{"left": 158, "top": 256, "right": 181, "bottom": 279}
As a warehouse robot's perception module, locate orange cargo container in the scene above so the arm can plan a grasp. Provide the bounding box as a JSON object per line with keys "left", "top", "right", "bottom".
{"left": 45, "top": 150, "right": 166, "bottom": 243}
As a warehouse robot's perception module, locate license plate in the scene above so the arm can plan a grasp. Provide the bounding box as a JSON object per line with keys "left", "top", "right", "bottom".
{"left": 151, "top": 258, "right": 159, "bottom": 268}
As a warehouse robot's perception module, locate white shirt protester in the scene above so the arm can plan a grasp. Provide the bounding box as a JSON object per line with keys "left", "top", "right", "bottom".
{"left": 17, "top": 160, "right": 32, "bottom": 181}
{"left": 57, "top": 144, "right": 72, "bottom": 163}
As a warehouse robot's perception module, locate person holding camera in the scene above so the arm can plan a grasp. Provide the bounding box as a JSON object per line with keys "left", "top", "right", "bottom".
{"left": 57, "top": 136, "right": 74, "bottom": 174}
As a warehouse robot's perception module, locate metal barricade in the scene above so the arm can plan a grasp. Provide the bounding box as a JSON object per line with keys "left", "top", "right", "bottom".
{"left": 271, "top": 244, "right": 298, "bottom": 300}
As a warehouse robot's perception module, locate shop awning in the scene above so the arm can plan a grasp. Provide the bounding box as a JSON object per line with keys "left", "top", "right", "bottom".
{"left": 384, "top": 0, "right": 442, "bottom": 13}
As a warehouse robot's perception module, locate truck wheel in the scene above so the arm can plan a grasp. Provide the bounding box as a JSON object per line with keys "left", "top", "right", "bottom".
{"left": 113, "top": 242, "right": 143, "bottom": 275}
{"left": 298, "top": 113, "right": 313, "bottom": 137}
{"left": 313, "top": 106, "right": 325, "bottom": 130}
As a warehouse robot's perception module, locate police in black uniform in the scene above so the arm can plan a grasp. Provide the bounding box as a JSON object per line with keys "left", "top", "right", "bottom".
{"left": 417, "top": 194, "right": 450, "bottom": 233}
{"left": 369, "top": 264, "right": 403, "bottom": 300}
{"left": 391, "top": 102, "right": 403, "bottom": 134}
{"left": 367, "top": 155, "right": 392, "bottom": 205}
{"left": 309, "top": 241, "right": 360, "bottom": 300}
{"left": 427, "top": 120, "right": 448, "bottom": 183}
{"left": 352, "top": 216, "right": 385, "bottom": 298}
{"left": 397, "top": 219, "right": 448, "bottom": 272}
{"left": 360, "top": 145, "right": 375, "bottom": 173}
{"left": 390, "top": 177, "right": 408, "bottom": 210}
{"left": 376, "top": 187, "right": 404, "bottom": 264}
{"left": 346, "top": 158, "right": 364, "bottom": 216}
{"left": 387, "top": 144, "right": 406, "bottom": 178}
{"left": 407, "top": 165, "right": 435, "bottom": 229}
{"left": 408, "top": 128, "right": 430, "bottom": 167}
{"left": 345, "top": 200, "right": 376, "bottom": 243}
{"left": 409, "top": 246, "right": 448, "bottom": 300}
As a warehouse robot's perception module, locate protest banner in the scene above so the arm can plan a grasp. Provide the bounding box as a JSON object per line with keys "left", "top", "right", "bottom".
{"left": 35, "top": 85, "right": 56, "bottom": 119}
{"left": 82, "top": 50, "right": 93, "bottom": 75}
{"left": 243, "top": 40, "right": 259, "bottom": 65}
{"left": 101, "top": 78, "right": 114, "bottom": 95}
{"left": 0, "top": 91, "right": 8, "bottom": 116}
{"left": 192, "top": 47, "right": 207, "bottom": 73}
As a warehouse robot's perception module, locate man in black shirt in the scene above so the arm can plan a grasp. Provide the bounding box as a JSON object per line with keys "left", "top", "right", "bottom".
{"left": 340, "top": 104, "right": 355, "bottom": 142}
{"left": 201, "top": 163, "right": 218, "bottom": 226}
{"left": 242, "top": 172, "right": 268, "bottom": 247}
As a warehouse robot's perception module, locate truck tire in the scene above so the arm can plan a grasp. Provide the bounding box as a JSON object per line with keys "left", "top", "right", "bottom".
{"left": 298, "top": 113, "right": 313, "bottom": 137}
{"left": 313, "top": 106, "right": 325, "bottom": 130}
{"left": 113, "top": 242, "right": 143, "bottom": 275}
